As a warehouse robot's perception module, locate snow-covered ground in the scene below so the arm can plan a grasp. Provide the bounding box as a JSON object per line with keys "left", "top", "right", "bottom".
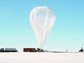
{"left": 0, "top": 52, "right": 84, "bottom": 63}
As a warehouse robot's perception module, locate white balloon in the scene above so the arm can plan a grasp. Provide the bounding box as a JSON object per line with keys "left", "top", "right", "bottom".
{"left": 30, "top": 6, "right": 56, "bottom": 48}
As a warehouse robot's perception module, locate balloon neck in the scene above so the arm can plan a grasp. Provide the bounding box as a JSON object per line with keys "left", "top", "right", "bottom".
{"left": 39, "top": 47, "right": 43, "bottom": 49}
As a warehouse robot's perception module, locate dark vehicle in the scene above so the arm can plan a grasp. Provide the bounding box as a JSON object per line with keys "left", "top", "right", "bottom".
{"left": 23, "top": 48, "right": 37, "bottom": 52}
{"left": 0, "top": 48, "right": 18, "bottom": 52}
{"left": 79, "top": 47, "right": 84, "bottom": 52}
{"left": 0, "top": 48, "right": 4, "bottom": 52}
{"left": 5, "top": 48, "right": 18, "bottom": 52}
{"left": 37, "top": 48, "right": 44, "bottom": 52}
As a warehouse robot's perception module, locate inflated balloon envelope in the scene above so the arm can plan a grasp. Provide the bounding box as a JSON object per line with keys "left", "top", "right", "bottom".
{"left": 30, "top": 6, "right": 56, "bottom": 48}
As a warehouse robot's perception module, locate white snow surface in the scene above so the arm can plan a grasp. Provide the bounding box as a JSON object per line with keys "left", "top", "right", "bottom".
{"left": 0, "top": 52, "right": 84, "bottom": 63}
